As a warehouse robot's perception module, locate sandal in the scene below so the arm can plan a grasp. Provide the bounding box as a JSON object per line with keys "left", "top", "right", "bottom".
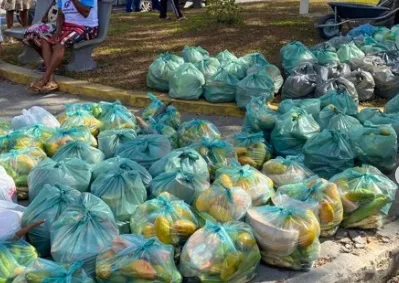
{"left": 27, "top": 81, "right": 44, "bottom": 93}
{"left": 40, "top": 81, "right": 59, "bottom": 94}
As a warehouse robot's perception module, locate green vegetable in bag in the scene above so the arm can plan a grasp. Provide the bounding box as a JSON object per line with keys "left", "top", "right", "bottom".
{"left": 330, "top": 165, "right": 398, "bottom": 229}
{"left": 243, "top": 97, "right": 277, "bottom": 136}
{"left": 318, "top": 104, "right": 362, "bottom": 135}
{"left": 320, "top": 88, "right": 359, "bottom": 115}
{"left": 65, "top": 102, "right": 103, "bottom": 118}
{"left": 183, "top": 45, "right": 209, "bottom": 64}
{"left": 204, "top": 68, "right": 239, "bottom": 103}
{"left": 0, "top": 120, "right": 12, "bottom": 136}
{"left": 180, "top": 221, "right": 260, "bottom": 282}
{"left": 194, "top": 57, "right": 221, "bottom": 81}
{"left": 216, "top": 49, "right": 238, "bottom": 66}
{"left": 277, "top": 98, "right": 321, "bottom": 119}
{"left": 247, "top": 204, "right": 320, "bottom": 270}
{"left": 224, "top": 60, "right": 247, "bottom": 80}
{"left": 149, "top": 119, "right": 179, "bottom": 149}
{"left": 311, "top": 42, "right": 340, "bottom": 65}
{"left": 337, "top": 41, "right": 365, "bottom": 63}
{"left": 98, "top": 101, "right": 137, "bottom": 131}
{"left": 0, "top": 130, "right": 43, "bottom": 153}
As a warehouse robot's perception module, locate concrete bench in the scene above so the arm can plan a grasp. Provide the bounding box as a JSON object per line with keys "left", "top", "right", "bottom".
{"left": 4, "top": 0, "right": 112, "bottom": 72}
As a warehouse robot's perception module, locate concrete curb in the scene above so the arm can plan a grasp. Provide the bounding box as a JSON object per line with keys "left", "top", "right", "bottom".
{"left": 0, "top": 61, "right": 245, "bottom": 117}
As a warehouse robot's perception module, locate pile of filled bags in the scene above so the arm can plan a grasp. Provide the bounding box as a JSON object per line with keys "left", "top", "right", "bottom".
{"left": 2, "top": 48, "right": 399, "bottom": 280}
{"left": 147, "top": 46, "right": 283, "bottom": 109}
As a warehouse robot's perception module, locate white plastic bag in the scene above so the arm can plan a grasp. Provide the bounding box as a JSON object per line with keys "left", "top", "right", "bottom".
{"left": 12, "top": 106, "right": 60, "bottom": 129}
{"left": 0, "top": 165, "right": 16, "bottom": 203}
{"left": 0, "top": 200, "right": 25, "bottom": 240}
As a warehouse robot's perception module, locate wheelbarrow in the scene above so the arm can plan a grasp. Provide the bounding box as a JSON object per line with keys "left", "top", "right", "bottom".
{"left": 317, "top": 0, "right": 399, "bottom": 39}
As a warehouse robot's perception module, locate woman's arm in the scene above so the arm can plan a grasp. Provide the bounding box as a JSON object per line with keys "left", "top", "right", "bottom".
{"left": 55, "top": 10, "right": 65, "bottom": 35}
{"left": 41, "top": 3, "right": 54, "bottom": 23}
{"left": 71, "top": 0, "right": 92, "bottom": 18}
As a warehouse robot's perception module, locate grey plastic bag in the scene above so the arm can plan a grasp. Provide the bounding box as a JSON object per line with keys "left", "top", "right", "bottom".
{"left": 344, "top": 70, "right": 375, "bottom": 101}
{"left": 315, "top": 77, "right": 358, "bottom": 100}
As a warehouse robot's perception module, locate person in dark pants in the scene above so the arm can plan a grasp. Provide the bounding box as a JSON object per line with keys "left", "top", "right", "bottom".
{"left": 159, "top": 0, "right": 184, "bottom": 20}
{"left": 126, "top": 0, "right": 140, "bottom": 12}
{"left": 152, "top": 0, "right": 159, "bottom": 11}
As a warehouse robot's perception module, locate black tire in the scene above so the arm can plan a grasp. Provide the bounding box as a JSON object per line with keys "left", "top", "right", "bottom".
{"left": 318, "top": 14, "right": 342, "bottom": 40}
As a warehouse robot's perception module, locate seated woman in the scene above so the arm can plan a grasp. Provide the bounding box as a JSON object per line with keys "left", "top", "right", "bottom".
{"left": 28, "top": 0, "right": 99, "bottom": 93}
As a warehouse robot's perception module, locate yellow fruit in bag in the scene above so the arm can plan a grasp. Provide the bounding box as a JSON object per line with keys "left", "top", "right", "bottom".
{"left": 220, "top": 252, "right": 242, "bottom": 280}
{"left": 175, "top": 207, "right": 192, "bottom": 219}
{"left": 262, "top": 162, "right": 287, "bottom": 174}
{"left": 219, "top": 174, "right": 233, "bottom": 188}
{"left": 96, "top": 263, "right": 112, "bottom": 279}
{"left": 195, "top": 189, "right": 212, "bottom": 212}
{"left": 121, "top": 260, "right": 156, "bottom": 280}
{"left": 319, "top": 200, "right": 334, "bottom": 224}
{"left": 155, "top": 216, "right": 172, "bottom": 244}
{"left": 172, "top": 219, "right": 197, "bottom": 236}
{"left": 237, "top": 232, "right": 256, "bottom": 249}
{"left": 199, "top": 147, "right": 209, "bottom": 156}
{"left": 142, "top": 223, "right": 156, "bottom": 238}
{"left": 238, "top": 156, "right": 257, "bottom": 167}
{"left": 235, "top": 147, "right": 247, "bottom": 156}
{"left": 209, "top": 205, "right": 233, "bottom": 222}
{"left": 325, "top": 183, "right": 340, "bottom": 201}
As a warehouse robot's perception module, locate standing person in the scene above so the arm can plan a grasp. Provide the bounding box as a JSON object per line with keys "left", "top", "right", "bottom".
{"left": 0, "top": 14, "right": 3, "bottom": 44}
{"left": 27, "top": 0, "right": 99, "bottom": 93}
{"left": 1, "top": 0, "right": 32, "bottom": 28}
{"left": 159, "top": 0, "right": 185, "bottom": 20}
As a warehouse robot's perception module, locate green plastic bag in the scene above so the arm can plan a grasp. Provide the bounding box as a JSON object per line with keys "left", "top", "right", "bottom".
{"left": 215, "top": 163, "right": 274, "bottom": 206}
{"left": 262, "top": 156, "right": 314, "bottom": 188}
{"left": 277, "top": 98, "right": 321, "bottom": 119}
{"left": 178, "top": 119, "right": 221, "bottom": 147}
{"left": 274, "top": 176, "right": 343, "bottom": 236}
{"left": 246, "top": 204, "right": 320, "bottom": 270}
{"left": 0, "top": 147, "right": 47, "bottom": 187}
{"left": 65, "top": 102, "right": 103, "bottom": 118}
{"left": 91, "top": 168, "right": 147, "bottom": 222}
{"left": 0, "top": 120, "right": 12, "bottom": 136}
{"left": 337, "top": 42, "right": 365, "bottom": 63}
{"left": 58, "top": 110, "right": 102, "bottom": 137}
{"left": 359, "top": 36, "right": 390, "bottom": 54}
{"left": 0, "top": 130, "right": 43, "bottom": 153}
{"left": 384, "top": 93, "right": 399, "bottom": 113}
{"left": 21, "top": 124, "right": 55, "bottom": 143}
{"left": 169, "top": 63, "right": 205, "bottom": 100}
{"left": 280, "top": 41, "right": 317, "bottom": 75}
{"left": 182, "top": 45, "right": 209, "bottom": 64}
{"left": 149, "top": 119, "right": 179, "bottom": 149}
{"left": 320, "top": 88, "right": 359, "bottom": 115}
{"left": 142, "top": 93, "right": 182, "bottom": 130}
{"left": 349, "top": 123, "right": 397, "bottom": 172}
{"left": 180, "top": 221, "right": 261, "bottom": 281}
{"left": 357, "top": 108, "right": 399, "bottom": 142}
{"left": 147, "top": 52, "right": 184, "bottom": 91}
{"left": 240, "top": 52, "right": 269, "bottom": 69}
{"left": 236, "top": 71, "right": 275, "bottom": 109}
{"left": 28, "top": 158, "right": 91, "bottom": 201}
{"left": 243, "top": 97, "right": 277, "bottom": 135}
{"left": 13, "top": 259, "right": 94, "bottom": 283}
{"left": 311, "top": 42, "right": 340, "bottom": 65}
{"left": 98, "top": 129, "right": 137, "bottom": 159}
{"left": 233, "top": 132, "right": 272, "bottom": 169}
{"left": 190, "top": 137, "right": 237, "bottom": 180}
{"left": 216, "top": 49, "right": 238, "bottom": 66}
{"left": 194, "top": 57, "right": 221, "bottom": 81}
{"left": 224, "top": 60, "right": 248, "bottom": 80}
{"left": 271, "top": 110, "right": 320, "bottom": 157}
{"left": 95, "top": 234, "right": 182, "bottom": 282}
{"left": 318, "top": 104, "right": 362, "bottom": 134}
{"left": 92, "top": 156, "right": 152, "bottom": 188}
{"left": 330, "top": 165, "right": 398, "bottom": 229}
{"left": 264, "top": 64, "right": 284, "bottom": 94}
{"left": 130, "top": 192, "right": 199, "bottom": 247}
{"left": 204, "top": 68, "right": 239, "bottom": 103}
{"left": 149, "top": 168, "right": 210, "bottom": 204}
{"left": 52, "top": 141, "right": 105, "bottom": 165}
{"left": 51, "top": 193, "right": 119, "bottom": 274}
{"left": 303, "top": 129, "right": 355, "bottom": 178}
{"left": 44, "top": 126, "right": 95, "bottom": 157}
{"left": 116, "top": 134, "right": 171, "bottom": 169}
{"left": 21, "top": 184, "right": 81, "bottom": 257}
{"left": 0, "top": 239, "right": 38, "bottom": 282}
{"left": 149, "top": 148, "right": 210, "bottom": 180}
{"left": 195, "top": 181, "right": 252, "bottom": 222}
{"left": 98, "top": 101, "right": 137, "bottom": 131}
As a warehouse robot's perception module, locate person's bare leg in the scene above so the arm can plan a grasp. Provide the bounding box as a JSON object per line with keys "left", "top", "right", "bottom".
{"left": 42, "top": 43, "right": 65, "bottom": 84}
{"left": 20, "top": 10, "right": 28, "bottom": 27}
{"left": 6, "top": 11, "right": 14, "bottom": 28}
{"left": 30, "top": 40, "right": 54, "bottom": 88}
